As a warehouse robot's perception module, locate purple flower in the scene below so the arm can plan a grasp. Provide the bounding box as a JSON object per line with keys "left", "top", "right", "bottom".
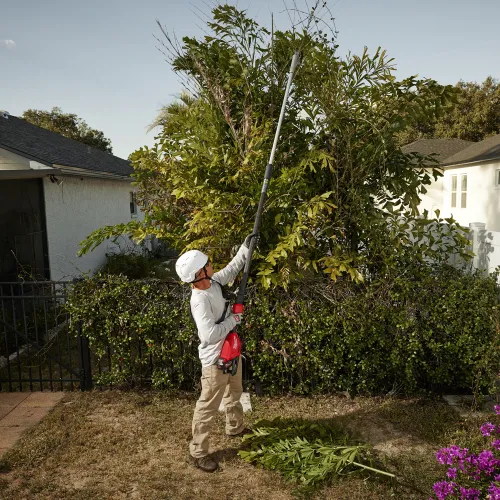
{"left": 476, "top": 450, "right": 499, "bottom": 476}
{"left": 458, "top": 486, "right": 480, "bottom": 499}
{"left": 482, "top": 422, "right": 497, "bottom": 437}
{"left": 436, "top": 446, "right": 469, "bottom": 465}
{"left": 433, "top": 481, "right": 456, "bottom": 500}
{"left": 433, "top": 415, "right": 500, "bottom": 500}
{"left": 478, "top": 449, "right": 494, "bottom": 461}
{"left": 446, "top": 467, "right": 457, "bottom": 479}
{"left": 488, "top": 483, "right": 500, "bottom": 500}
{"left": 437, "top": 450, "right": 453, "bottom": 465}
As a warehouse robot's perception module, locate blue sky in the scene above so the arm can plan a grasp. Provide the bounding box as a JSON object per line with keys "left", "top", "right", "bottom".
{"left": 1, "top": 0, "right": 499, "bottom": 159}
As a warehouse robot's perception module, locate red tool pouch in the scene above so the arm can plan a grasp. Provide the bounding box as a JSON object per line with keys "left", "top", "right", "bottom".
{"left": 217, "top": 331, "right": 241, "bottom": 375}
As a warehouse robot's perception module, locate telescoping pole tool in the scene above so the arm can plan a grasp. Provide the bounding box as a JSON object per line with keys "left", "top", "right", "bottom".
{"left": 217, "top": 51, "right": 301, "bottom": 375}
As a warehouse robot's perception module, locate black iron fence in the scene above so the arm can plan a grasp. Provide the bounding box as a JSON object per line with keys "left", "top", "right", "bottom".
{"left": 0, "top": 281, "right": 91, "bottom": 392}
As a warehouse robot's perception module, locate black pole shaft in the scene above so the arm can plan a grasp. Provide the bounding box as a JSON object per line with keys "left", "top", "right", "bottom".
{"left": 236, "top": 163, "right": 273, "bottom": 304}
{"left": 235, "top": 51, "right": 300, "bottom": 306}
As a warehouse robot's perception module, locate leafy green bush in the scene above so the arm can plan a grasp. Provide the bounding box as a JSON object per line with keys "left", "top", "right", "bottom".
{"left": 244, "top": 266, "right": 500, "bottom": 395}
{"left": 67, "top": 275, "right": 197, "bottom": 388}
{"left": 66, "top": 266, "right": 500, "bottom": 395}
{"left": 101, "top": 251, "right": 177, "bottom": 280}
{"left": 101, "top": 253, "right": 154, "bottom": 279}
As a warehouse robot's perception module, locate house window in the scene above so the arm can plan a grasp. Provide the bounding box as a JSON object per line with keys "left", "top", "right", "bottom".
{"left": 461, "top": 174, "right": 467, "bottom": 208}
{"left": 130, "top": 192, "right": 137, "bottom": 216}
{"left": 451, "top": 175, "right": 457, "bottom": 208}
{"left": 451, "top": 174, "right": 467, "bottom": 208}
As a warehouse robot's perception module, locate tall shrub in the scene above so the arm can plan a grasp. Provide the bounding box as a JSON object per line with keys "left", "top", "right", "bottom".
{"left": 67, "top": 267, "right": 500, "bottom": 395}
{"left": 79, "top": 3, "right": 467, "bottom": 288}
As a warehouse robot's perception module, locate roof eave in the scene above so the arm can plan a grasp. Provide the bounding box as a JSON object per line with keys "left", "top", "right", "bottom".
{"left": 442, "top": 156, "right": 500, "bottom": 168}
{"left": 0, "top": 141, "right": 133, "bottom": 180}
{"left": 53, "top": 164, "right": 132, "bottom": 180}
{"left": 0, "top": 168, "right": 62, "bottom": 180}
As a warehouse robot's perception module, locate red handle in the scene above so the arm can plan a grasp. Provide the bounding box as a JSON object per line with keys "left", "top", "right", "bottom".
{"left": 232, "top": 303, "right": 244, "bottom": 314}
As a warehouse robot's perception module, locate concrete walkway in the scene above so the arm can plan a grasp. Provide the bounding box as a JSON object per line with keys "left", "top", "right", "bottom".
{"left": 0, "top": 392, "right": 66, "bottom": 457}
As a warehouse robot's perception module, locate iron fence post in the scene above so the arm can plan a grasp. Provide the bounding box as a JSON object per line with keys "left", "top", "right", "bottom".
{"left": 77, "top": 320, "right": 93, "bottom": 391}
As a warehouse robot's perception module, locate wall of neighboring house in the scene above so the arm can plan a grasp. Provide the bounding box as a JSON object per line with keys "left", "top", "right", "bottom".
{"left": 417, "top": 160, "right": 500, "bottom": 231}
{"left": 417, "top": 170, "right": 443, "bottom": 217}
{"left": 422, "top": 221, "right": 500, "bottom": 277}
{"left": 43, "top": 175, "right": 145, "bottom": 281}
{"left": 469, "top": 222, "right": 500, "bottom": 276}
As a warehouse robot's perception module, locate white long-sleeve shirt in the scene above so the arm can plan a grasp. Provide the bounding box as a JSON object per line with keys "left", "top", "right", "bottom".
{"left": 190, "top": 245, "right": 248, "bottom": 367}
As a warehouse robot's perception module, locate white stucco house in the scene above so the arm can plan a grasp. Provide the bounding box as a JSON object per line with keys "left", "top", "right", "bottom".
{"left": 403, "top": 135, "right": 500, "bottom": 273}
{"left": 403, "top": 135, "right": 500, "bottom": 229}
{"left": 0, "top": 110, "right": 145, "bottom": 281}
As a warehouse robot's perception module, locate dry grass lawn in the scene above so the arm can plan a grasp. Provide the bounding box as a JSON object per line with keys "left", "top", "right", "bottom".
{"left": 0, "top": 391, "right": 485, "bottom": 499}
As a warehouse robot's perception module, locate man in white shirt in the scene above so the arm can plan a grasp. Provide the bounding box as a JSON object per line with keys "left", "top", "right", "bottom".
{"left": 175, "top": 236, "right": 254, "bottom": 472}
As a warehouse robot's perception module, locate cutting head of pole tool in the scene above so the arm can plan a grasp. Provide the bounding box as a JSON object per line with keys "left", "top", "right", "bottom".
{"left": 290, "top": 50, "right": 301, "bottom": 73}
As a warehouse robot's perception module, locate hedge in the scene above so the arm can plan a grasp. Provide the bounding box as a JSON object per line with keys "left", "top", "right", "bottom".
{"left": 66, "top": 265, "right": 500, "bottom": 395}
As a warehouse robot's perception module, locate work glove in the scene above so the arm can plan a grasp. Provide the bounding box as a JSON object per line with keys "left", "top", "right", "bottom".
{"left": 243, "top": 233, "right": 259, "bottom": 248}
{"left": 232, "top": 313, "right": 243, "bottom": 324}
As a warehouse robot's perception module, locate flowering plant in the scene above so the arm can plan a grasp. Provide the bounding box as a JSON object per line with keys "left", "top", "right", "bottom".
{"left": 431, "top": 405, "right": 500, "bottom": 500}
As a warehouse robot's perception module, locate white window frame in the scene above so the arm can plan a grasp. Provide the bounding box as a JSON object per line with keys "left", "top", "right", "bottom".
{"left": 460, "top": 174, "right": 467, "bottom": 208}
{"left": 450, "top": 173, "right": 467, "bottom": 208}
{"left": 451, "top": 175, "right": 457, "bottom": 208}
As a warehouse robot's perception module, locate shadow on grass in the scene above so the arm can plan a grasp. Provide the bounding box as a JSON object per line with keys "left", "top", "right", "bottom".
{"left": 211, "top": 446, "right": 240, "bottom": 464}
{"left": 372, "top": 397, "right": 465, "bottom": 444}
{"left": 0, "top": 458, "right": 12, "bottom": 474}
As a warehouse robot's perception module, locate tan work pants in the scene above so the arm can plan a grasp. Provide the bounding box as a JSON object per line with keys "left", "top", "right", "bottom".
{"left": 189, "top": 358, "right": 244, "bottom": 458}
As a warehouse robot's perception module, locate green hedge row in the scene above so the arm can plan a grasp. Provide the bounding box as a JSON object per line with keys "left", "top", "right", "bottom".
{"left": 66, "top": 265, "right": 500, "bottom": 395}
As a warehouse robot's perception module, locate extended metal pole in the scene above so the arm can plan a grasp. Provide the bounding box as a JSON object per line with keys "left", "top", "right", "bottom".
{"left": 235, "top": 51, "right": 301, "bottom": 307}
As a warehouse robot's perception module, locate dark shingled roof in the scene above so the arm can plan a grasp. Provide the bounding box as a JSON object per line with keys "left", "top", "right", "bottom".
{"left": 0, "top": 114, "right": 133, "bottom": 177}
{"left": 402, "top": 138, "right": 474, "bottom": 163}
{"left": 442, "top": 134, "right": 500, "bottom": 166}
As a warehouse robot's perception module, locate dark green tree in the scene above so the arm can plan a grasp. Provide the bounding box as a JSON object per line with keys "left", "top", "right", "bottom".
{"left": 397, "top": 76, "right": 500, "bottom": 145}
{"left": 22, "top": 107, "right": 113, "bottom": 153}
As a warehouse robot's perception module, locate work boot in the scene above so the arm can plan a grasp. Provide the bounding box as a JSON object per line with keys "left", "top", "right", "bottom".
{"left": 189, "top": 455, "right": 218, "bottom": 472}
{"left": 227, "top": 427, "right": 252, "bottom": 438}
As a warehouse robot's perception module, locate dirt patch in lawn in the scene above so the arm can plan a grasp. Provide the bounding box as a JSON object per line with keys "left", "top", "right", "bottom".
{"left": 350, "top": 413, "right": 431, "bottom": 456}
{"left": 0, "top": 392, "right": 464, "bottom": 499}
